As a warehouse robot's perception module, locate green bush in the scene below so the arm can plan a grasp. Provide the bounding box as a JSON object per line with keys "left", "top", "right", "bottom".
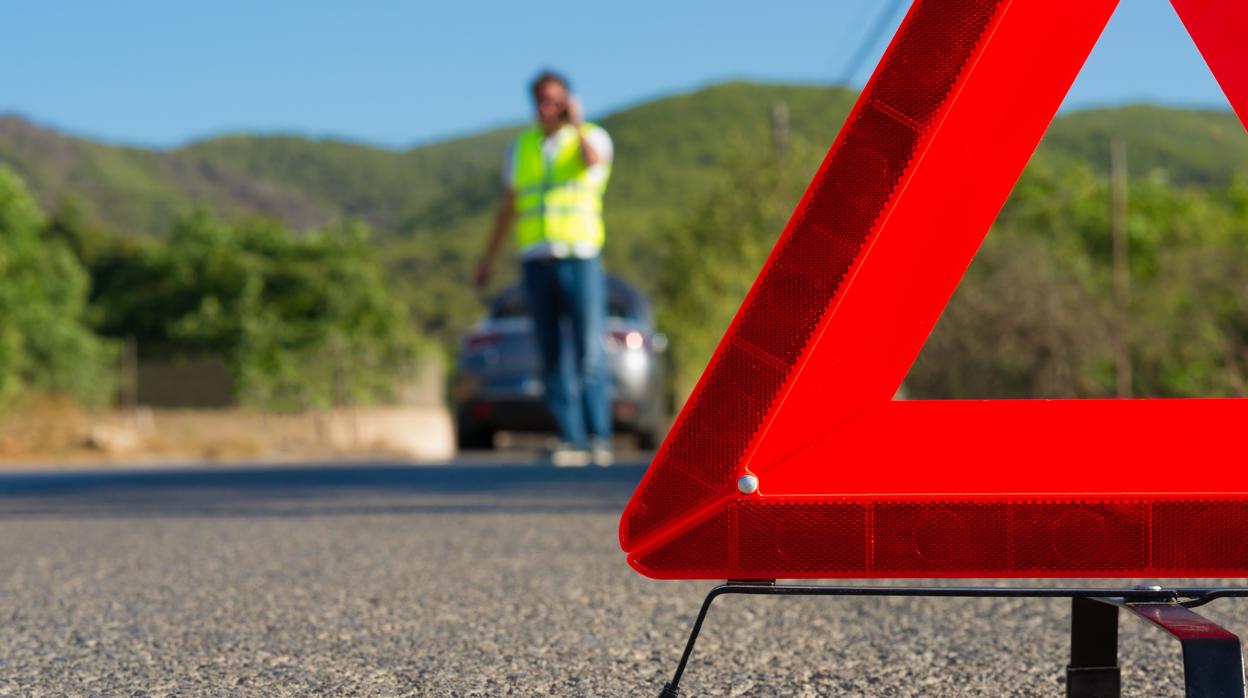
{"left": 88, "top": 212, "right": 422, "bottom": 409}
{"left": 0, "top": 166, "right": 118, "bottom": 405}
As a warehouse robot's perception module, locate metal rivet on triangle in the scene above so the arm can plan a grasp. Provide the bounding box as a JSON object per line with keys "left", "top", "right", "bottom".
{"left": 737, "top": 474, "right": 759, "bottom": 495}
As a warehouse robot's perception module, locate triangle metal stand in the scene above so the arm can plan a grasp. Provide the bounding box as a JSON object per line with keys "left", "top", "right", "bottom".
{"left": 658, "top": 582, "right": 1248, "bottom": 697}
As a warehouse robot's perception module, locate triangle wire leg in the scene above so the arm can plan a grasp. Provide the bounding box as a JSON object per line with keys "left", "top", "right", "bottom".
{"left": 653, "top": 585, "right": 1248, "bottom": 696}
{"left": 659, "top": 584, "right": 727, "bottom": 698}
{"left": 659, "top": 581, "right": 775, "bottom": 697}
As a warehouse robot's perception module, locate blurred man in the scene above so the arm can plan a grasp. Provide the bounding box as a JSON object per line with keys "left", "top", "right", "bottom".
{"left": 475, "top": 70, "right": 614, "bottom": 466}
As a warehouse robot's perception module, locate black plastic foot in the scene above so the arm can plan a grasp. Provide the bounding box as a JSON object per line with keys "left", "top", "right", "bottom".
{"left": 659, "top": 682, "right": 680, "bottom": 697}
{"left": 1067, "top": 666, "right": 1121, "bottom": 698}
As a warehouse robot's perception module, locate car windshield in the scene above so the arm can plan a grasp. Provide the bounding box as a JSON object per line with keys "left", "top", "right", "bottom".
{"left": 490, "top": 277, "right": 650, "bottom": 323}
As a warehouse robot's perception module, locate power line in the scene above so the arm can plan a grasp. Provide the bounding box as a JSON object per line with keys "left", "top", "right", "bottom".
{"left": 837, "top": 0, "right": 909, "bottom": 86}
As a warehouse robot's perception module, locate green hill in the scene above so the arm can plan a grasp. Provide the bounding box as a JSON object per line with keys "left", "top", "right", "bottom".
{"left": 3, "top": 81, "right": 1247, "bottom": 359}
{"left": 1039, "top": 105, "right": 1248, "bottom": 185}
{"left": 4, "top": 84, "right": 1245, "bottom": 238}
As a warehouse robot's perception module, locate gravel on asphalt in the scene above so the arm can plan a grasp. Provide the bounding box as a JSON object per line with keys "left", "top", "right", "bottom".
{"left": 2, "top": 463, "right": 1245, "bottom": 696}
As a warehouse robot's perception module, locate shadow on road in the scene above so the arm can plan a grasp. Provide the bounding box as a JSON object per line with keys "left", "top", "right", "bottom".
{"left": 0, "top": 458, "right": 650, "bottom": 520}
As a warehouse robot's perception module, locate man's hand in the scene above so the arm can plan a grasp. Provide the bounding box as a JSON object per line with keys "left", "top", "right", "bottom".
{"left": 568, "top": 97, "right": 602, "bottom": 166}
{"left": 478, "top": 189, "right": 514, "bottom": 292}
{"left": 566, "top": 95, "right": 585, "bottom": 127}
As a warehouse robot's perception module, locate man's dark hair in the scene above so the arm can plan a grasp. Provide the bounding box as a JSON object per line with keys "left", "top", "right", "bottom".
{"left": 530, "top": 70, "right": 571, "bottom": 101}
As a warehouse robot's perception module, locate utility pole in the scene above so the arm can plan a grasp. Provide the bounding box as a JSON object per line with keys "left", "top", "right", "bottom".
{"left": 1110, "top": 136, "right": 1132, "bottom": 398}
{"left": 771, "top": 101, "right": 790, "bottom": 161}
{"left": 122, "top": 336, "right": 139, "bottom": 408}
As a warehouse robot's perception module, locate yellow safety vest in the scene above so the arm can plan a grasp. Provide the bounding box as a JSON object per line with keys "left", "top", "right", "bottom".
{"left": 512, "top": 123, "right": 610, "bottom": 253}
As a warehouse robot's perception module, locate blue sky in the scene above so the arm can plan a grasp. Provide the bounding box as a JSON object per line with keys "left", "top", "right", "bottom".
{"left": 0, "top": 0, "right": 1231, "bottom": 149}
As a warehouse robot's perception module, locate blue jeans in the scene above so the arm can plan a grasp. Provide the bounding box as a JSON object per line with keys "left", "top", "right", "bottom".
{"left": 521, "top": 256, "right": 611, "bottom": 447}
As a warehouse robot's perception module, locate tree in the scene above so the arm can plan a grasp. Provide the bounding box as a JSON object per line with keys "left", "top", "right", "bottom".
{"left": 654, "top": 138, "right": 823, "bottom": 396}
{"left": 0, "top": 166, "right": 117, "bottom": 405}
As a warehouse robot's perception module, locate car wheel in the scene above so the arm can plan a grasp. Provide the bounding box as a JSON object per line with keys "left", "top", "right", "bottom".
{"left": 635, "top": 426, "right": 660, "bottom": 451}
{"left": 456, "top": 414, "right": 496, "bottom": 451}
{"left": 635, "top": 396, "right": 669, "bottom": 451}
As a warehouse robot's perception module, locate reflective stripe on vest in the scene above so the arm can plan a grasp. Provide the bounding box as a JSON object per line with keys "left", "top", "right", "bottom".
{"left": 512, "top": 124, "right": 610, "bottom": 252}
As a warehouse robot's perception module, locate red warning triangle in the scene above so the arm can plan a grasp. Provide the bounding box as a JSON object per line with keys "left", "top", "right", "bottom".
{"left": 621, "top": 0, "right": 1248, "bottom": 580}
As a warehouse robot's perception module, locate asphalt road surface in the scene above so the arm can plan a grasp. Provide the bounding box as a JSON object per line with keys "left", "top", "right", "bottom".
{"left": 3, "top": 455, "right": 1247, "bottom": 696}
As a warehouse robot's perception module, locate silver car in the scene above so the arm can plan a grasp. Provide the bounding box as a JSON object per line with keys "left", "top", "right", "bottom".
{"left": 453, "top": 276, "right": 669, "bottom": 450}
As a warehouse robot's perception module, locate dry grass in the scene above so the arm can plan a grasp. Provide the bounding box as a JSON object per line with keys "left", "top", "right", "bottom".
{"left": 0, "top": 398, "right": 453, "bottom": 470}
{"left": 0, "top": 395, "right": 93, "bottom": 462}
